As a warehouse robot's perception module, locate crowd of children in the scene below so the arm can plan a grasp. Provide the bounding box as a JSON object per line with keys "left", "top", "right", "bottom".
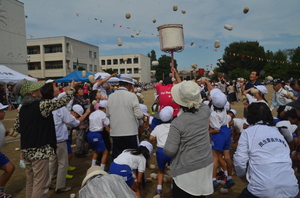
{"left": 1, "top": 71, "right": 300, "bottom": 198}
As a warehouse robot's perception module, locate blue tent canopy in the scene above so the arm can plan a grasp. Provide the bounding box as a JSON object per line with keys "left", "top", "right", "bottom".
{"left": 56, "top": 71, "right": 93, "bottom": 83}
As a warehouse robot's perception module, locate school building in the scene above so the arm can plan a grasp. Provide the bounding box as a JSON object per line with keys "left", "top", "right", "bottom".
{"left": 27, "top": 36, "right": 100, "bottom": 79}
{"left": 100, "top": 54, "right": 151, "bottom": 83}
{"left": 0, "top": 0, "right": 28, "bottom": 75}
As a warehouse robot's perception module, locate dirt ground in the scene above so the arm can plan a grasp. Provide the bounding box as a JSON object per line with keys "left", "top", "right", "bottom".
{"left": 1, "top": 85, "right": 300, "bottom": 198}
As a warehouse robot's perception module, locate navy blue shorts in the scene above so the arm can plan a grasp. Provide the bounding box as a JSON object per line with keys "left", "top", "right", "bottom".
{"left": 156, "top": 147, "right": 172, "bottom": 170}
{"left": 0, "top": 152, "right": 10, "bottom": 167}
{"left": 293, "top": 132, "right": 298, "bottom": 138}
{"left": 109, "top": 161, "right": 134, "bottom": 187}
{"left": 87, "top": 131, "right": 106, "bottom": 152}
{"left": 66, "top": 136, "right": 72, "bottom": 154}
{"left": 151, "top": 117, "right": 162, "bottom": 131}
{"left": 212, "top": 125, "right": 231, "bottom": 152}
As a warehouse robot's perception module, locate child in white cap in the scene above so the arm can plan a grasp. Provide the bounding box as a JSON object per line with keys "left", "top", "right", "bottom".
{"left": 203, "top": 80, "right": 235, "bottom": 193}
{"left": 88, "top": 100, "right": 110, "bottom": 170}
{"left": 149, "top": 106, "right": 174, "bottom": 197}
{"left": 109, "top": 141, "right": 153, "bottom": 198}
{"left": 70, "top": 104, "right": 91, "bottom": 159}
{"left": 243, "top": 85, "right": 268, "bottom": 105}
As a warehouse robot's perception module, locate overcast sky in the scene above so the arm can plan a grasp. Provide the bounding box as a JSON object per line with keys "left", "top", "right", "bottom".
{"left": 22, "top": 0, "right": 300, "bottom": 70}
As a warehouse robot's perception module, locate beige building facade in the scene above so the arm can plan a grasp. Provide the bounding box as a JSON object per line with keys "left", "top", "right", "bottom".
{"left": 27, "top": 36, "right": 99, "bottom": 79}
{"left": 0, "top": 0, "right": 28, "bottom": 74}
{"left": 100, "top": 54, "right": 151, "bottom": 83}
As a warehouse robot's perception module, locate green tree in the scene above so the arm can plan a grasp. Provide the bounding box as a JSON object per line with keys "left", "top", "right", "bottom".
{"left": 291, "top": 47, "right": 300, "bottom": 65}
{"left": 77, "top": 66, "right": 85, "bottom": 71}
{"left": 227, "top": 68, "right": 250, "bottom": 81}
{"left": 148, "top": 50, "right": 158, "bottom": 70}
{"left": 155, "top": 55, "right": 177, "bottom": 81}
{"left": 289, "top": 46, "right": 300, "bottom": 78}
{"left": 221, "top": 41, "right": 265, "bottom": 78}
{"left": 103, "top": 68, "right": 114, "bottom": 74}
{"left": 264, "top": 50, "right": 289, "bottom": 79}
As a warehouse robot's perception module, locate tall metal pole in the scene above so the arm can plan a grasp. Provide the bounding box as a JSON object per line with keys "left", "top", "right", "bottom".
{"left": 171, "top": 50, "right": 174, "bottom": 78}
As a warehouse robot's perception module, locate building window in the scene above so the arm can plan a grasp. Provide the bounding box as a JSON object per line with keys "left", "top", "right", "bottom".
{"left": 120, "top": 69, "right": 125, "bottom": 74}
{"left": 66, "top": 43, "right": 70, "bottom": 52}
{"left": 45, "top": 61, "right": 63, "bottom": 69}
{"left": 101, "top": 60, "right": 106, "bottom": 65}
{"left": 127, "top": 68, "right": 132, "bottom": 74}
{"left": 119, "top": 59, "right": 124, "bottom": 64}
{"left": 107, "top": 59, "right": 112, "bottom": 65}
{"left": 89, "top": 51, "right": 92, "bottom": 58}
{"left": 113, "top": 69, "right": 118, "bottom": 73}
{"left": 127, "top": 58, "right": 132, "bottom": 64}
{"left": 113, "top": 59, "right": 118, "bottom": 65}
{"left": 89, "top": 64, "right": 93, "bottom": 71}
{"left": 44, "top": 44, "right": 62, "bottom": 53}
{"left": 133, "top": 58, "right": 139, "bottom": 64}
{"left": 27, "top": 46, "right": 40, "bottom": 54}
{"left": 73, "top": 62, "right": 87, "bottom": 70}
{"left": 94, "top": 52, "right": 97, "bottom": 59}
{"left": 28, "top": 62, "right": 41, "bottom": 70}
{"left": 134, "top": 68, "right": 139, "bottom": 74}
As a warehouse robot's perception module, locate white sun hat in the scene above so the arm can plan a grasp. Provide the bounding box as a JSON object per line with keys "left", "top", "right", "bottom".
{"left": 171, "top": 81, "right": 202, "bottom": 109}
{"left": 81, "top": 166, "right": 108, "bottom": 187}
{"left": 119, "top": 74, "right": 134, "bottom": 85}
{"left": 0, "top": 103, "right": 9, "bottom": 110}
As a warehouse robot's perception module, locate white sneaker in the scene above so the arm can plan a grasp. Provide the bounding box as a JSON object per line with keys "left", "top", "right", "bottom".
{"left": 19, "top": 162, "right": 26, "bottom": 168}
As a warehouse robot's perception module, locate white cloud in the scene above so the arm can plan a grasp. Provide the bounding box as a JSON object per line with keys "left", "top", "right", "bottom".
{"left": 99, "top": 41, "right": 160, "bottom": 51}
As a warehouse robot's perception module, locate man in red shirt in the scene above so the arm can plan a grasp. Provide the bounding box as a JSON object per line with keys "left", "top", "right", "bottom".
{"left": 155, "top": 68, "right": 181, "bottom": 117}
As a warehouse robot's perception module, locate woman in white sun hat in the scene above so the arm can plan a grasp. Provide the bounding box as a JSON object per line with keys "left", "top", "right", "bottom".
{"left": 164, "top": 81, "right": 213, "bottom": 198}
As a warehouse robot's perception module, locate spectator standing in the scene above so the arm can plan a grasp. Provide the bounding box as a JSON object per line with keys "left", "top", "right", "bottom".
{"left": 270, "top": 79, "right": 292, "bottom": 120}
{"left": 13, "top": 79, "right": 78, "bottom": 198}
{"left": 164, "top": 81, "right": 214, "bottom": 198}
{"left": 106, "top": 74, "right": 143, "bottom": 159}
{"left": 40, "top": 81, "right": 81, "bottom": 194}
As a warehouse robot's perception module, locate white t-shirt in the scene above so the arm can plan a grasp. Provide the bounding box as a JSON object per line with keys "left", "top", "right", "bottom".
{"left": 150, "top": 123, "right": 171, "bottom": 148}
{"left": 89, "top": 110, "right": 110, "bottom": 132}
{"left": 210, "top": 110, "right": 231, "bottom": 130}
{"left": 234, "top": 125, "right": 299, "bottom": 197}
{"left": 232, "top": 118, "right": 244, "bottom": 132}
{"left": 0, "top": 122, "right": 5, "bottom": 150}
{"left": 114, "top": 150, "right": 146, "bottom": 172}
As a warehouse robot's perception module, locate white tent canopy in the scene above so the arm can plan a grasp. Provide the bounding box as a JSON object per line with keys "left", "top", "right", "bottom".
{"left": 0, "top": 65, "right": 37, "bottom": 84}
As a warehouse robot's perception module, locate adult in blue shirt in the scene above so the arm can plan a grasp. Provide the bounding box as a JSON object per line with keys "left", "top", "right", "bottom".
{"left": 241, "top": 71, "right": 263, "bottom": 118}
{"left": 244, "top": 70, "right": 263, "bottom": 91}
